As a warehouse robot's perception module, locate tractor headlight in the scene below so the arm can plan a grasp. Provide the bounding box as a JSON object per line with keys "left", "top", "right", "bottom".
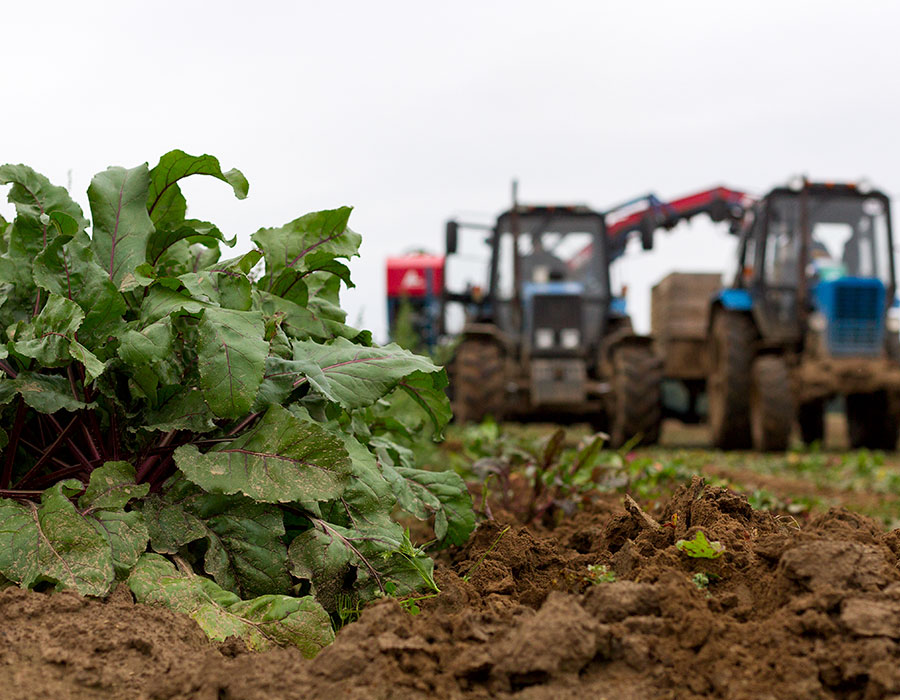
{"left": 887, "top": 309, "right": 900, "bottom": 333}
{"left": 535, "top": 328, "right": 555, "bottom": 349}
{"left": 560, "top": 328, "right": 581, "bottom": 349}
{"left": 809, "top": 312, "right": 827, "bottom": 333}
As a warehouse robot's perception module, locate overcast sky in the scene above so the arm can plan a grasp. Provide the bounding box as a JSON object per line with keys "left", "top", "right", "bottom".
{"left": 3, "top": 1, "right": 900, "bottom": 337}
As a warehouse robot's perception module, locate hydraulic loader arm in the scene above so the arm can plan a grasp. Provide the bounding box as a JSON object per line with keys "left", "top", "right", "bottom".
{"left": 569, "top": 187, "right": 755, "bottom": 270}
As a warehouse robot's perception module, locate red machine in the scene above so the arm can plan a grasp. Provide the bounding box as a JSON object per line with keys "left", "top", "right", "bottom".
{"left": 569, "top": 186, "right": 755, "bottom": 270}
{"left": 386, "top": 253, "right": 445, "bottom": 349}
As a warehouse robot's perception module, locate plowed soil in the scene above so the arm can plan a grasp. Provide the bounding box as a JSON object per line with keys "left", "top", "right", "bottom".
{"left": 6, "top": 476, "right": 900, "bottom": 699}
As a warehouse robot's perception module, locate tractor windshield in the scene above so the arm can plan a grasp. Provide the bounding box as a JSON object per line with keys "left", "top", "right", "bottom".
{"left": 765, "top": 192, "right": 894, "bottom": 288}
{"left": 493, "top": 211, "right": 608, "bottom": 300}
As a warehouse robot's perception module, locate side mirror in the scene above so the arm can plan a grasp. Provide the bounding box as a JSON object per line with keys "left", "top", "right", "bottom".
{"left": 445, "top": 220, "right": 459, "bottom": 254}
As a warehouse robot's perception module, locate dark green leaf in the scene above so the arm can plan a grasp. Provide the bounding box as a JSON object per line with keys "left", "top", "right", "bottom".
{"left": 252, "top": 208, "right": 359, "bottom": 283}
{"left": 88, "top": 164, "right": 155, "bottom": 291}
{"left": 173, "top": 405, "right": 351, "bottom": 508}
{"left": 147, "top": 150, "right": 249, "bottom": 229}
{"left": 32, "top": 231, "right": 126, "bottom": 347}
{"left": 385, "top": 465, "right": 475, "bottom": 546}
{"left": 398, "top": 369, "right": 452, "bottom": 438}
{"left": 289, "top": 337, "right": 439, "bottom": 409}
{"left": 143, "top": 477, "right": 290, "bottom": 598}
{"left": 197, "top": 307, "right": 267, "bottom": 418}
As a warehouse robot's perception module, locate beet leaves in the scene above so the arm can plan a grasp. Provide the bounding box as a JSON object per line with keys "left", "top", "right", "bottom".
{"left": 0, "top": 151, "right": 473, "bottom": 656}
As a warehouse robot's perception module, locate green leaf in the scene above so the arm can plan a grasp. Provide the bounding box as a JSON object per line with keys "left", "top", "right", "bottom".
{"left": 12, "top": 293, "right": 83, "bottom": 367}
{"left": 257, "top": 291, "right": 371, "bottom": 344}
{"left": 398, "top": 369, "right": 452, "bottom": 438}
{"left": 32, "top": 231, "right": 126, "bottom": 347}
{"left": 141, "top": 285, "right": 207, "bottom": 324}
{"left": 289, "top": 520, "right": 436, "bottom": 609}
{"left": 11, "top": 372, "right": 89, "bottom": 413}
{"left": 147, "top": 150, "right": 249, "bottom": 230}
{"left": 0, "top": 480, "right": 115, "bottom": 596}
{"left": 675, "top": 531, "right": 725, "bottom": 559}
{"left": 0, "top": 164, "right": 88, "bottom": 284}
{"left": 89, "top": 164, "right": 155, "bottom": 291}
{"left": 173, "top": 405, "right": 351, "bottom": 508}
{"left": 79, "top": 461, "right": 150, "bottom": 511}
{"left": 252, "top": 208, "right": 359, "bottom": 284}
{"left": 143, "top": 477, "right": 290, "bottom": 598}
{"left": 383, "top": 465, "right": 475, "bottom": 546}
{"left": 128, "top": 554, "right": 333, "bottom": 655}
{"left": 142, "top": 389, "right": 217, "bottom": 433}
{"left": 117, "top": 318, "right": 174, "bottom": 365}
{"left": 289, "top": 337, "right": 439, "bottom": 410}
{"left": 146, "top": 219, "right": 236, "bottom": 268}
{"left": 197, "top": 307, "right": 267, "bottom": 418}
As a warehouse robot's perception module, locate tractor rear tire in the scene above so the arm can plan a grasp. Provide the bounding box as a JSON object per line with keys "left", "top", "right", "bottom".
{"left": 847, "top": 392, "right": 900, "bottom": 450}
{"left": 708, "top": 312, "right": 755, "bottom": 449}
{"left": 609, "top": 345, "right": 663, "bottom": 448}
{"left": 749, "top": 355, "right": 794, "bottom": 452}
{"left": 451, "top": 339, "right": 507, "bottom": 424}
{"left": 798, "top": 400, "right": 825, "bottom": 445}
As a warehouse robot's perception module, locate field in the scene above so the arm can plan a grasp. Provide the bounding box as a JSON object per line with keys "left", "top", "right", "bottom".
{"left": 6, "top": 416, "right": 900, "bottom": 700}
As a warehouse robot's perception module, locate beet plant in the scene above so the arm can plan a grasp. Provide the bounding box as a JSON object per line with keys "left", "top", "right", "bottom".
{"left": 0, "top": 151, "right": 473, "bottom": 655}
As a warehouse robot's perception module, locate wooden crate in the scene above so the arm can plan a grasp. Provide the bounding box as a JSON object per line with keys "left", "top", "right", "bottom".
{"left": 652, "top": 273, "right": 722, "bottom": 379}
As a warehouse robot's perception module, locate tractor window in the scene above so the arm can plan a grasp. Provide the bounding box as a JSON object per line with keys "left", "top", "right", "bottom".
{"left": 763, "top": 193, "right": 893, "bottom": 288}
{"left": 764, "top": 202, "right": 799, "bottom": 287}
{"left": 494, "top": 213, "right": 607, "bottom": 299}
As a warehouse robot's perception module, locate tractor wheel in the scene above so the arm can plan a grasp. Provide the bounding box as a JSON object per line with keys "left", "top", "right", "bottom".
{"left": 798, "top": 400, "right": 825, "bottom": 445}
{"left": 847, "top": 392, "right": 900, "bottom": 450}
{"left": 708, "top": 312, "right": 755, "bottom": 449}
{"left": 609, "top": 345, "right": 663, "bottom": 448}
{"left": 749, "top": 355, "right": 794, "bottom": 452}
{"left": 451, "top": 339, "right": 507, "bottom": 424}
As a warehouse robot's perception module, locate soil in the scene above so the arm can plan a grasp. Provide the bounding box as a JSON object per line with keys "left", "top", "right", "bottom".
{"left": 7, "top": 476, "right": 900, "bottom": 699}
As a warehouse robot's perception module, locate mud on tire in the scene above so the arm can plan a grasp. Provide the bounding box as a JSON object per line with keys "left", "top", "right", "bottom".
{"left": 609, "top": 345, "right": 663, "bottom": 448}
{"left": 749, "top": 354, "right": 794, "bottom": 452}
{"left": 451, "top": 338, "right": 507, "bottom": 423}
{"left": 708, "top": 312, "right": 755, "bottom": 449}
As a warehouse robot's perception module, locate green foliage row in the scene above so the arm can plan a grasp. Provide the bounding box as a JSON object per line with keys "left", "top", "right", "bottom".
{"left": 0, "top": 151, "right": 475, "bottom": 655}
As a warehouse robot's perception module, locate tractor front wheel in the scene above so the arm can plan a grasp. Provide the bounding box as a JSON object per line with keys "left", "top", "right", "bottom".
{"left": 451, "top": 338, "right": 507, "bottom": 424}
{"left": 708, "top": 312, "right": 755, "bottom": 449}
{"left": 609, "top": 345, "right": 663, "bottom": 448}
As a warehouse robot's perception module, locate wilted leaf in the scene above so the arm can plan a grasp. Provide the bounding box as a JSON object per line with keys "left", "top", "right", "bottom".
{"left": 128, "top": 554, "right": 333, "bottom": 655}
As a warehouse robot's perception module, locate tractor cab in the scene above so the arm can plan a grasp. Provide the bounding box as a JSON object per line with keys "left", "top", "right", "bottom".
{"left": 710, "top": 180, "right": 900, "bottom": 451}
{"left": 733, "top": 182, "right": 896, "bottom": 354}
{"left": 444, "top": 196, "right": 661, "bottom": 446}
{"left": 488, "top": 205, "right": 613, "bottom": 361}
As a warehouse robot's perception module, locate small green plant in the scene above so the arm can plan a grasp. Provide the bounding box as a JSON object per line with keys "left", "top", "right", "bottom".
{"left": 585, "top": 564, "right": 616, "bottom": 584}
{"left": 675, "top": 531, "right": 725, "bottom": 559}
{"left": 692, "top": 572, "right": 710, "bottom": 589}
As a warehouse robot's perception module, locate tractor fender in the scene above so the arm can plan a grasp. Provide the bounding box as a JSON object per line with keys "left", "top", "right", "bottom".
{"left": 708, "top": 291, "right": 754, "bottom": 335}
{"left": 600, "top": 327, "right": 655, "bottom": 375}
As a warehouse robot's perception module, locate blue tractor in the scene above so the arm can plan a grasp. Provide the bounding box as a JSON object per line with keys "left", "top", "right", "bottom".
{"left": 708, "top": 180, "right": 900, "bottom": 450}
{"left": 443, "top": 193, "right": 663, "bottom": 447}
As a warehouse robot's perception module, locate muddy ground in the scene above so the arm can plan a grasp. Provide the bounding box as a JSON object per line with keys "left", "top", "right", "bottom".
{"left": 6, "top": 476, "right": 900, "bottom": 699}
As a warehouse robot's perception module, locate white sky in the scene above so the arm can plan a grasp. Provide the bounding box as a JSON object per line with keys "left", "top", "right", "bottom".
{"left": 3, "top": 1, "right": 900, "bottom": 337}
